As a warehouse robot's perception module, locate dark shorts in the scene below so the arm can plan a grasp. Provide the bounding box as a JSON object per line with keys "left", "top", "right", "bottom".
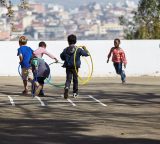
{"left": 37, "top": 77, "right": 46, "bottom": 85}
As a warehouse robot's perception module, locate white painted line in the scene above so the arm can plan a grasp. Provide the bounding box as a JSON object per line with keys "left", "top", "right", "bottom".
{"left": 48, "top": 100, "right": 104, "bottom": 103}
{"left": 69, "top": 101, "right": 96, "bottom": 103}
{"left": 0, "top": 94, "right": 21, "bottom": 97}
{"left": 0, "top": 95, "right": 9, "bottom": 97}
{"left": 38, "top": 100, "right": 98, "bottom": 103}
{"left": 8, "top": 96, "right": 15, "bottom": 106}
{"left": 35, "top": 96, "right": 45, "bottom": 106}
{"left": 0, "top": 91, "right": 22, "bottom": 95}
{"left": 88, "top": 95, "right": 107, "bottom": 107}
{"left": 60, "top": 95, "right": 76, "bottom": 106}
{"left": 78, "top": 96, "right": 91, "bottom": 99}
{"left": 67, "top": 99, "right": 76, "bottom": 106}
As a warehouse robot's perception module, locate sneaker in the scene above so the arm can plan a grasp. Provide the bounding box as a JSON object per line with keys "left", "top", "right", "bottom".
{"left": 122, "top": 80, "right": 126, "bottom": 84}
{"left": 73, "top": 93, "right": 79, "bottom": 98}
{"left": 22, "top": 89, "right": 28, "bottom": 95}
{"left": 64, "top": 87, "right": 69, "bottom": 99}
{"left": 39, "top": 90, "right": 45, "bottom": 96}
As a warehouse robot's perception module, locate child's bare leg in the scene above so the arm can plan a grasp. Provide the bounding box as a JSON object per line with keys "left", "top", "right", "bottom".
{"left": 41, "top": 84, "right": 44, "bottom": 91}
{"left": 33, "top": 80, "right": 39, "bottom": 87}
{"left": 22, "top": 80, "right": 29, "bottom": 94}
{"left": 34, "top": 84, "right": 43, "bottom": 96}
{"left": 23, "top": 80, "right": 28, "bottom": 91}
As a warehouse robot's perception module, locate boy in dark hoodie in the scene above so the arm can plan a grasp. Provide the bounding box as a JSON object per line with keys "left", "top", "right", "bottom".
{"left": 60, "top": 34, "right": 89, "bottom": 99}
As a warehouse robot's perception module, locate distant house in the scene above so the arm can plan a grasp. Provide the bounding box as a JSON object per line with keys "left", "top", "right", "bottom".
{"left": 0, "top": 31, "right": 10, "bottom": 40}
{"left": 45, "top": 25, "right": 66, "bottom": 39}
{"left": 65, "top": 24, "right": 78, "bottom": 35}
{"left": 30, "top": 4, "right": 46, "bottom": 14}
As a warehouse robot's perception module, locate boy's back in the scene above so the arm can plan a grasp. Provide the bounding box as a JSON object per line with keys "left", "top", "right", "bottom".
{"left": 32, "top": 58, "right": 50, "bottom": 78}
{"left": 17, "top": 35, "right": 34, "bottom": 94}
{"left": 60, "top": 45, "right": 89, "bottom": 69}
{"left": 60, "top": 34, "right": 89, "bottom": 99}
{"left": 17, "top": 45, "right": 33, "bottom": 68}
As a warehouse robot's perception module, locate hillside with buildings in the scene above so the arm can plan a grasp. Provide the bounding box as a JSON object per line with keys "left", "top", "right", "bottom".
{"left": 34, "top": 0, "right": 138, "bottom": 9}
{"left": 0, "top": 0, "right": 138, "bottom": 40}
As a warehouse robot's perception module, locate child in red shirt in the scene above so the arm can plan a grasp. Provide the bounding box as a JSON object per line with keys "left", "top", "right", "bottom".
{"left": 107, "top": 38, "right": 127, "bottom": 83}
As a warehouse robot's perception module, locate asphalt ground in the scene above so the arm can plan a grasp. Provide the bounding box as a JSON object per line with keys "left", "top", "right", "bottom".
{"left": 0, "top": 76, "right": 160, "bottom": 144}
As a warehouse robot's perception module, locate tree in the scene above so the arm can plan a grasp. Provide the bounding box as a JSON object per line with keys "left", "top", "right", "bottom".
{"left": 119, "top": 0, "right": 160, "bottom": 39}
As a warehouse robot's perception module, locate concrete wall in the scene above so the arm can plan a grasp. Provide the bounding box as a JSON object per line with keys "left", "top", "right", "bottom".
{"left": 0, "top": 40, "right": 160, "bottom": 76}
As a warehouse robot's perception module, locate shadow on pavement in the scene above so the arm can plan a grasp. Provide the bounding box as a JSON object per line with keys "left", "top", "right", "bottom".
{"left": 0, "top": 118, "right": 159, "bottom": 144}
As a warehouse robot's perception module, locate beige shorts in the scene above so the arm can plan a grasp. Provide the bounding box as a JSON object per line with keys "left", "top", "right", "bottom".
{"left": 22, "top": 68, "right": 33, "bottom": 80}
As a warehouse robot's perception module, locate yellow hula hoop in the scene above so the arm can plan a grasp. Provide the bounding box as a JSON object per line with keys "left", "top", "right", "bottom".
{"left": 78, "top": 56, "right": 91, "bottom": 82}
{"left": 74, "top": 46, "right": 94, "bottom": 85}
{"left": 84, "top": 57, "right": 91, "bottom": 80}
{"left": 78, "top": 46, "right": 94, "bottom": 84}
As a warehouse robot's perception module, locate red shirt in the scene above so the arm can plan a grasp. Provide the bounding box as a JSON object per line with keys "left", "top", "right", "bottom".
{"left": 108, "top": 47, "right": 127, "bottom": 64}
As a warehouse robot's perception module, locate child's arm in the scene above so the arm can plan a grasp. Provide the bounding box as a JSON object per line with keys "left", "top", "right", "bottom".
{"left": 44, "top": 50, "right": 58, "bottom": 62}
{"left": 107, "top": 48, "right": 113, "bottom": 63}
{"left": 17, "top": 49, "right": 23, "bottom": 63}
{"left": 60, "top": 50, "right": 65, "bottom": 61}
{"left": 121, "top": 50, "right": 127, "bottom": 68}
{"left": 19, "top": 54, "right": 23, "bottom": 63}
{"left": 81, "top": 46, "right": 89, "bottom": 56}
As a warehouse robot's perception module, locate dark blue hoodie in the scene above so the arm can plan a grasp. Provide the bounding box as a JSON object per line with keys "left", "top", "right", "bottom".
{"left": 60, "top": 45, "right": 89, "bottom": 68}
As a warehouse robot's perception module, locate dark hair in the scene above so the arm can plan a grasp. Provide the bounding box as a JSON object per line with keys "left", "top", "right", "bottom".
{"left": 67, "top": 34, "right": 77, "bottom": 45}
{"left": 39, "top": 41, "right": 46, "bottom": 47}
{"left": 114, "top": 38, "right": 120, "bottom": 43}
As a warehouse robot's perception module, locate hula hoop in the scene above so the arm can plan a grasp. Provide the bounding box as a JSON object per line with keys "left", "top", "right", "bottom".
{"left": 18, "top": 64, "right": 22, "bottom": 78}
{"left": 18, "top": 62, "right": 64, "bottom": 88}
{"left": 74, "top": 46, "right": 94, "bottom": 85}
{"left": 45, "top": 62, "right": 65, "bottom": 88}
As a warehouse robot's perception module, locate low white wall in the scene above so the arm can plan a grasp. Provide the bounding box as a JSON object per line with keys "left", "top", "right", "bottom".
{"left": 0, "top": 40, "right": 160, "bottom": 76}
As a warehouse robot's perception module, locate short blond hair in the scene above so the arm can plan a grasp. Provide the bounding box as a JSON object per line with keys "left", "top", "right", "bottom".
{"left": 19, "top": 35, "right": 28, "bottom": 45}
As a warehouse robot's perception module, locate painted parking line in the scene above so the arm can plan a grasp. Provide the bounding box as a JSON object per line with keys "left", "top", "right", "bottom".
{"left": 8, "top": 96, "right": 15, "bottom": 106}
{"left": 88, "top": 95, "right": 107, "bottom": 107}
{"left": 60, "top": 95, "right": 76, "bottom": 106}
{"left": 34, "top": 96, "right": 45, "bottom": 106}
